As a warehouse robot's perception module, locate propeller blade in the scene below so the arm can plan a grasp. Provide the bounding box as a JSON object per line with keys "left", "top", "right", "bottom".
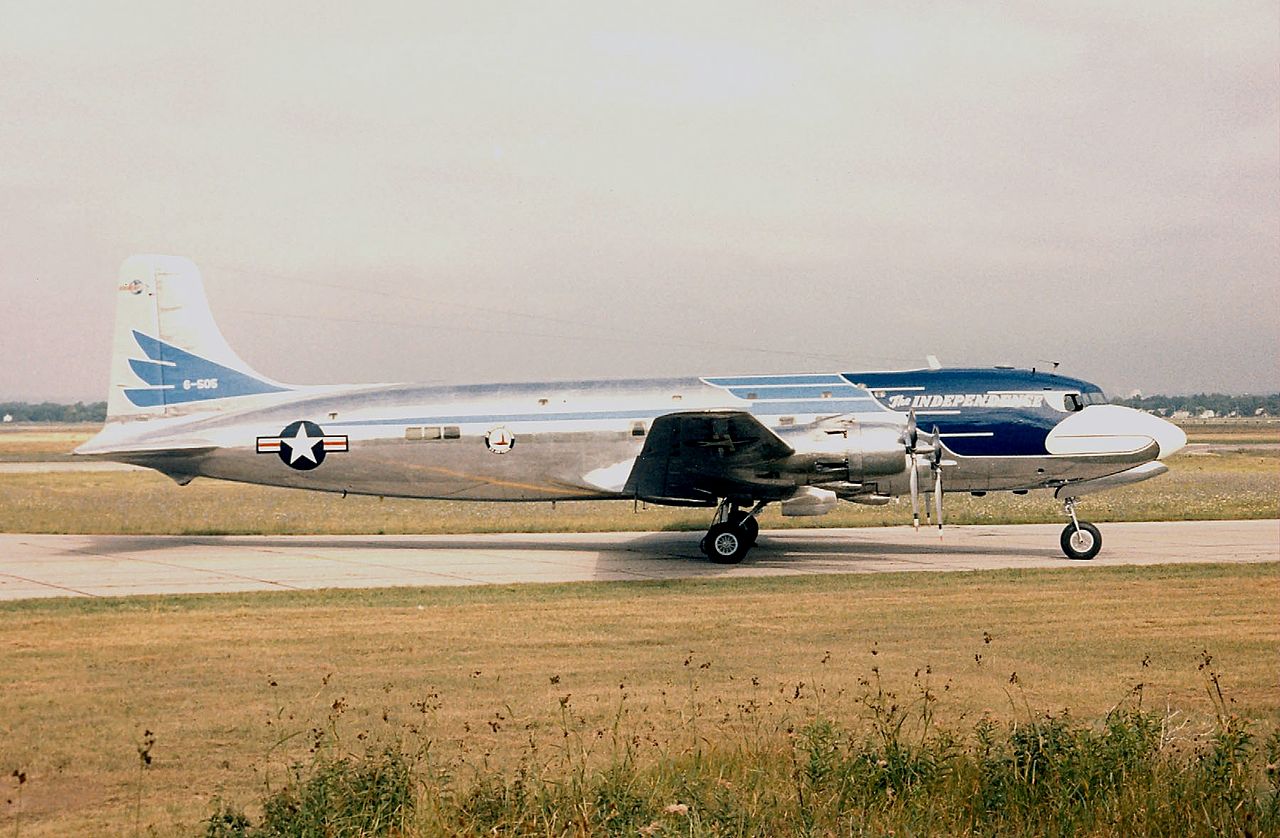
{"left": 905, "top": 409, "right": 918, "bottom": 449}
{"left": 934, "top": 466, "right": 944, "bottom": 532}
{"left": 909, "top": 452, "right": 920, "bottom": 531}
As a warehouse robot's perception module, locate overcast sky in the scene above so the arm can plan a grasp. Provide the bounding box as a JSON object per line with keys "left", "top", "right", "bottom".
{"left": 2, "top": 1, "right": 1276, "bottom": 401}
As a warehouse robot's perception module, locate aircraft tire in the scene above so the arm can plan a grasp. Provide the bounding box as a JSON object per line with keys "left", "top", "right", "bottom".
{"left": 699, "top": 535, "right": 710, "bottom": 556}
{"left": 1060, "top": 522, "right": 1102, "bottom": 560}
{"left": 706, "top": 523, "right": 751, "bottom": 564}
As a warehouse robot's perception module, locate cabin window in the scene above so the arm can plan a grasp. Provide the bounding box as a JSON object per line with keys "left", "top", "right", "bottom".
{"left": 443, "top": 426, "right": 461, "bottom": 439}
{"left": 423, "top": 427, "right": 443, "bottom": 440}
{"left": 745, "top": 392, "right": 758, "bottom": 400}
{"left": 631, "top": 421, "right": 646, "bottom": 437}
{"left": 821, "top": 391, "right": 832, "bottom": 399}
{"left": 778, "top": 416, "right": 795, "bottom": 426}
{"left": 672, "top": 394, "right": 683, "bottom": 401}
{"left": 405, "top": 427, "right": 423, "bottom": 440}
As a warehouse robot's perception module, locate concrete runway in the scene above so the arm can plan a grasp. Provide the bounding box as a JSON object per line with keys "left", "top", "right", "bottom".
{"left": 0, "top": 520, "right": 1275, "bottom": 601}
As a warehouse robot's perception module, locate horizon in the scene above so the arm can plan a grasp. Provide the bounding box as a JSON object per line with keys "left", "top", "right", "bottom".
{"left": 2, "top": 3, "right": 1276, "bottom": 401}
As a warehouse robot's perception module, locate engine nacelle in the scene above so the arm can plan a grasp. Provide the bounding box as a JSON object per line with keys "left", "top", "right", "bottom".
{"left": 847, "top": 425, "right": 909, "bottom": 479}
{"left": 779, "top": 423, "right": 906, "bottom": 485}
{"left": 781, "top": 486, "right": 838, "bottom": 516}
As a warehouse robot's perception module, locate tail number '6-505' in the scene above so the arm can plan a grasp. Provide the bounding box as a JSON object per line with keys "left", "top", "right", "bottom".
{"left": 183, "top": 378, "right": 219, "bottom": 391}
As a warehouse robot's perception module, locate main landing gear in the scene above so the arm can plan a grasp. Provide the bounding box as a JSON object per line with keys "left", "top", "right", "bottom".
{"left": 699, "top": 500, "right": 765, "bottom": 564}
{"left": 1060, "top": 497, "right": 1102, "bottom": 560}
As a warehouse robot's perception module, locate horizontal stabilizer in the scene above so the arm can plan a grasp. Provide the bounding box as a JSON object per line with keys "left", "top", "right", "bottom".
{"left": 74, "top": 437, "right": 217, "bottom": 458}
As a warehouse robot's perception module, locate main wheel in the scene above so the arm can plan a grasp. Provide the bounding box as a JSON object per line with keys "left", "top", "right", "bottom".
{"left": 706, "top": 522, "right": 751, "bottom": 564}
{"left": 1060, "top": 522, "right": 1102, "bottom": 560}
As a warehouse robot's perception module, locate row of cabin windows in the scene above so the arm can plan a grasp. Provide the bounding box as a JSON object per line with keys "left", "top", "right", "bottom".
{"left": 537, "top": 397, "right": 686, "bottom": 405}
{"left": 406, "top": 424, "right": 647, "bottom": 440}
{"left": 404, "top": 426, "right": 461, "bottom": 441}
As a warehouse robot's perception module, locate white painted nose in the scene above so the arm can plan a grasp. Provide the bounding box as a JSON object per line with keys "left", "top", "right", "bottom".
{"left": 1045, "top": 405, "right": 1186, "bottom": 459}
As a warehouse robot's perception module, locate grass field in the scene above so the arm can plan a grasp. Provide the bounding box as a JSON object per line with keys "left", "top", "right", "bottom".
{"left": 1, "top": 562, "right": 1277, "bottom": 835}
{"left": 0, "top": 425, "right": 100, "bottom": 463}
{"left": 1, "top": 424, "right": 1277, "bottom": 535}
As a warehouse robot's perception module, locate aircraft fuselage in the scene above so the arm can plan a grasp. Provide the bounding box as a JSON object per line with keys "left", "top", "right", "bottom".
{"left": 89, "top": 368, "right": 1176, "bottom": 505}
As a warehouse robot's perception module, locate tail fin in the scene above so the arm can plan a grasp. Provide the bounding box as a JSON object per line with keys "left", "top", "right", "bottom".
{"left": 106, "top": 255, "right": 289, "bottom": 420}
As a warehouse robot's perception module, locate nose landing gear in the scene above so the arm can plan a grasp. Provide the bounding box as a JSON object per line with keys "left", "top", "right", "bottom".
{"left": 699, "top": 500, "right": 765, "bottom": 564}
{"left": 1060, "top": 497, "right": 1102, "bottom": 560}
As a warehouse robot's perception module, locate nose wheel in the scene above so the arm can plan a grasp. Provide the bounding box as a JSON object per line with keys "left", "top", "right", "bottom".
{"left": 1060, "top": 497, "right": 1102, "bottom": 560}
{"left": 699, "top": 500, "right": 763, "bottom": 564}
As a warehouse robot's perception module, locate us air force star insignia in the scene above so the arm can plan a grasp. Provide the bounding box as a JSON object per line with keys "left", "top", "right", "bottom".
{"left": 484, "top": 427, "right": 515, "bottom": 454}
{"left": 256, "top": 421, "right": 348, "bottom": 470}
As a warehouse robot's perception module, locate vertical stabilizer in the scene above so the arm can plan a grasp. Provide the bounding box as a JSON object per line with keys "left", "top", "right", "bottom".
{"left": 106, "top": 255, "right": 288, "bottom": 420}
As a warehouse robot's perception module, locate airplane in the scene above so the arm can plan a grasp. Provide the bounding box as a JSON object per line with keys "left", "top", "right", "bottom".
{"left": 75, "top": 255, "right": 1187, "bottom": 563}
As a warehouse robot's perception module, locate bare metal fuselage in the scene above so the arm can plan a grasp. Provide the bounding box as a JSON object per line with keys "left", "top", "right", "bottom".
{"left": 85, "top": 375, "right": 1160, "bottom": 505}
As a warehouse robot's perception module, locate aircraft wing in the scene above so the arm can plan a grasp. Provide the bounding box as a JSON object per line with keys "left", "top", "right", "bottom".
{"left": 624, "top": 410, "right": 796, "bottom": 505}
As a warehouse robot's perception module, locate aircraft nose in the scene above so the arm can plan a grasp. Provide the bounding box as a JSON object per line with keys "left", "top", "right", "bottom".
{"left": 1147, "top": 412, "right": 1187, "bottom": 458}
{"left": 1045, "top": 405, "right": 1186, "bottom": 459}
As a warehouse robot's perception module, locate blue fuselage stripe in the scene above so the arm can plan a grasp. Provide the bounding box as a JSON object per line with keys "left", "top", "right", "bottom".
{"left": 725, "top": 386, "right": 874, "bottom": 401}
{"left": 704, "top": 374, "right": 848, "bottom": 386}
{"left": 328, "top": 399, "right": 879, "bottom": 429}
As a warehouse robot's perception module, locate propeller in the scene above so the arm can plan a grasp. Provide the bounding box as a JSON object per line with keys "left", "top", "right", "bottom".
{"left": 903, "top": 416, "right": 948, "bottom": 535}
{"left": 933, "top": 464, "right": 944, "bottom": 532}
{"left": 903, "top": 410, "right": 921, "bottom": 530}
{"left": 909, "top": 449, "right": 920, "bottom": 530}
{"left": 930, "top": 426, "right": 944, "bottom": 533}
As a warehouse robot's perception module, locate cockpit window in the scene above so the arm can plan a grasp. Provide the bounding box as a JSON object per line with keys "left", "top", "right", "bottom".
{"left": 1064, "top": 393, "right": 1084, "bottom": 412}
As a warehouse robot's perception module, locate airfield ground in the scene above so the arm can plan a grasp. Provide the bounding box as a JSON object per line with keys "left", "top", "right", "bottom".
{"left": 0, "top": 422, "right": 1276, "bottom": 834}
{"left": 0, "top": 520, "right": 1275, "bottom": 600}
{"left": 1, "top": 562, "right": 1277, "bottom": 835}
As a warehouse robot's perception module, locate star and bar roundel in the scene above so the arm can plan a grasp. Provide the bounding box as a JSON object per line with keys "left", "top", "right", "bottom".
{"left": 256, "top": 421, "right": 348, "bottom": 470}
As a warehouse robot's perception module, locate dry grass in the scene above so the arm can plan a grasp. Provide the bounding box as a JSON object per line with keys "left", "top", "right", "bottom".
{"left": 1181, "top": 419, "right": 1280, "bottom": 445}
{"left": 0, "top": 425, "right": 99, "bottom": 462}
{"left": 1, "top": 448, "right": 1276, "bottom": 535}
{"left": 0, "top": 562, "right": 1277, "bottom": 835}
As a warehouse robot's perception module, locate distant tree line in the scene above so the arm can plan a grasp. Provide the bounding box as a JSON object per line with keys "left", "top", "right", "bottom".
{"left": 0, "top": 401, "right": 108, "bottom": 422}
{"left": 1113, "top": 393, "right": 1280, "bottom": 417}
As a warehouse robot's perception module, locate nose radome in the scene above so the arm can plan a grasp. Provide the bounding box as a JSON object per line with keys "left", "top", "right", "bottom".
{"left": 1147, "top": 412, "right": 1187, "bottom": 459}
{"left": 1045, "top": 405, "right": 1186, "bottom": 459}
